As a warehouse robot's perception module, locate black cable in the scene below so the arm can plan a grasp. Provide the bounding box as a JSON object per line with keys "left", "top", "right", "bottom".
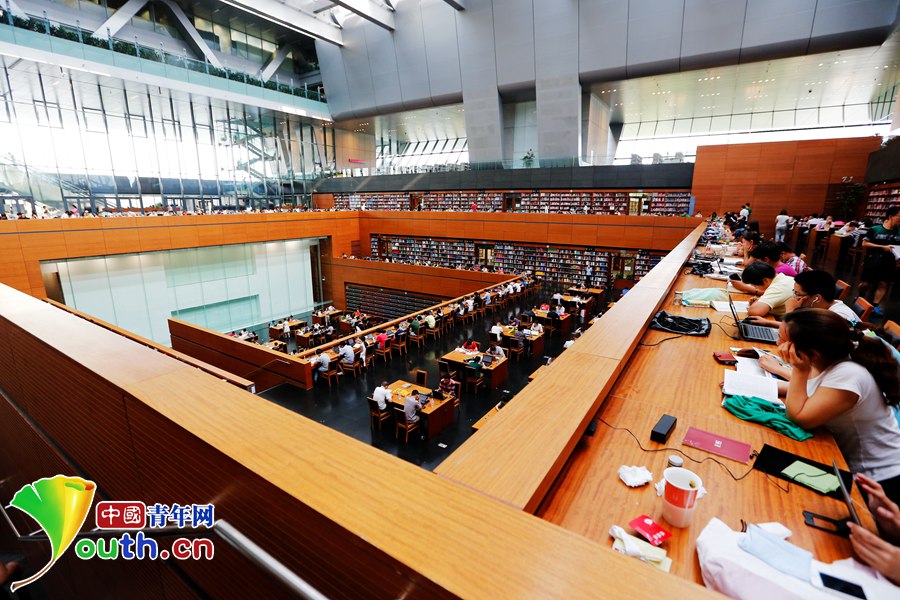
{"left": 597, "top": 418, "right": 759, "bottom": 483}
{"left": 639, "top": 334, "right": 684, "bottom": 347}
{"left": 714, "top": 314, "right": 739, "bottom": 340}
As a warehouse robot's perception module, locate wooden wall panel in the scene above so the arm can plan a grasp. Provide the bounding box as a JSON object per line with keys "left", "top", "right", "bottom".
{"left": 693, "top": 137, "right": 880, "bottom": 235}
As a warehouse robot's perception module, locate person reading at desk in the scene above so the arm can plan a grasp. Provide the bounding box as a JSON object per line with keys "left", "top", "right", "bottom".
{"left": 490, "top": 321, "right": 503, "bottom": 342}
{"left": 410, "top": 317, "right": 421, "bottom": 335}
{"left": 552, "top": 291, "right": 564, "bottom": 303}
{"left": 375, "top": 330, "right": 389, "bottom": 349}
{"left": 751, "top": 241, "right": 797, "bottom": 277}
{"left": 463, "top": 339, "right": 480, "bottom": 352}
{"left": 403, "top": 393, "right": 424, "bottom": 440}
{"left": 741, "top": 261, "right": 795, "bottom": 317}
{"left": 372, "top": 381, "right": 392, "bottom": 411}
{"left": 531, "top": 320, "right": 543, "bottom": 335}
{"left": 353, "top": 336, "right": 367, "bottom": 365}
{"left": 311, "top": 350, "right": 330, "bottom": 383}
{"left": 466, "top": 355, "right": 484, "bottom": 372}
{"left": 748, "top": 270, "right": 859, "bottom": 332}
{"left": 439, "top": 374, "right": 458, "bottom": 397}
{"left": 521, "top": 306, "right": 537, "bottom": 320}
{"left": 338, "top": 341, "right": 355, "bottom": 366}
{"left": 777, "top": 309, "right": 900, "bottom": 507}
{"left": 424, "top": 311, "right": 436, "bottom": 330}
{"left": 486, "top": 341, "right": 506, "bottom": 359}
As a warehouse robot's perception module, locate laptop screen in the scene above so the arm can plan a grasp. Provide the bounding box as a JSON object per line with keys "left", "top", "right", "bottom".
{"left": 834, "top": 460, "right": 861, "bottom": 526}
{"left": 727, "top": 296, "right": 744, "bottom": 340}
{"left": 482, "top": 355, "right": 494, "bottom": 366}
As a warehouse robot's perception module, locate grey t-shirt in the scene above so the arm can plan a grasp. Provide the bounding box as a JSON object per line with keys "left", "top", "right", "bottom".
{"left": 404, "top": 395, "right": 421, "bottom": 423}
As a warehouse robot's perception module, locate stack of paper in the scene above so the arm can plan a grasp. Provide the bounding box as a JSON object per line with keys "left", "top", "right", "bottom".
{"left": 712, "top": 300, "right": 749, "bottom": 313}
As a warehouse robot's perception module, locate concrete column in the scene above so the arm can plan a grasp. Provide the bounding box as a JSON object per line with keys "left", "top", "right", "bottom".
{"left": 582, "top": 93, "right": 617, "bottom": 166}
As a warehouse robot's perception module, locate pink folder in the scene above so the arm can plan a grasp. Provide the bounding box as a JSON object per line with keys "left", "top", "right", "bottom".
{"left": 682, "top": 426, "right": 752, "bottom": 463}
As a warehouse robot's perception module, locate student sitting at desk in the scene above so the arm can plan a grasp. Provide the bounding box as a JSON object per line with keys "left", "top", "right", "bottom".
{"left": 375, "top": 331, "right": 389, "bottom": 349}
{"left": 456, "top": 302, "right": 466, "bottom": 317}
{"left": 466, "top": 355, "right": 484, "bottom": 371}
{"left": 748, "top": 270, "right": 859, "bottom": 332}
{"left": 490, "top": 321, "right": 503, "bottom": 342}
{"left": 403, "top": 393, "right": 423, "bottom": 439}
{"left": 508, "top": 316, "right": 520, "bottom": 328}
{"left": 466, "top": 296, "right": 475, "bottom": 312}
{"left": 751, "top": 241, "right": 797, "bottom": 277}
{"left": 551, "top": 291, "right": 564, "bottom": 303}
{"left": 463, "top": 339, "right": 480, "bottom": 352}
{"left": 311, "top": 350, "right": 330, "bottom": 382}
{"left": 439, "top": 374, "right": 459, "bottom": 397}
{"left": 742, "top": 261, "right": 795, "bottom": 317}
{"left": 486, "top": 341, "right": 506, "bottom": 359}
{"left": 778, "top": 309, "right": 900, "bottom": 506}
{"left": 410, "top": 317, "right": 421, "bottom": 335}
{"left": 338, "top": 341, "right": 355, "bottom": 366}
{"left": 424, "top": 311, "right": 436, "bottom": 330}
{"left": 521, "top": 306, "right": 537, "bottom": 320}
{"left": 353, "top": 337, "right": 367, "bottom": 364}
{"left": 372, "top": 381, "right": 392, "bottom": 411}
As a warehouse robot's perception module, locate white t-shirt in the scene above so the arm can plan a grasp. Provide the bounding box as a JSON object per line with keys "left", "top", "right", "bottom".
{"left": 775, "top": 214, "right": 791, "bottom": 228}
{"left": 563, "top": 340, "right": 575, "bottom": 349}
{"left": 806, "top": 360, "right": 900, "bottom": 482}
{"left": 739, "top": 208, "right": 749, "bottom": 219}
{"left": 373, "top": 386, "right": 392, "bottom": 410}
{"left": 828, "top": 301, "right": 860, "bottom": 325}
{"left": 758, "top": 273, "right": 795, "bottom": 316}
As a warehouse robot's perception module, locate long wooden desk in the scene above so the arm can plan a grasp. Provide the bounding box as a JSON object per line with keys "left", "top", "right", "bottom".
{"left": 502, "top": 325, "right": 545, "bottom": 356}
{"left": 312, "top": 308, "right": 343, "bottom": 325}
{"left": 533, "top": 309, "right": 573, "bottom": 338}
{"left": 537, "top": 273, "right": 876, "bottom": 583}
{"left": 441, "top": 349, "right": 509, "bottom": 389}
{"left": 268, "top": 319, "right": 306, "bottom": 341}
{"left": 387, "top": 379, "right": 455, "bottom": 438}
{"left": 471, "top": 402, "right": 502, "bottom": 432}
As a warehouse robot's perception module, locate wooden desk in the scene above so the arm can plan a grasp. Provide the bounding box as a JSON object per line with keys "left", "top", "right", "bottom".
{"left": 537, "top": 272, "right": 875, "bottom": 584}
{"left": 502, "top": 325, "right": 545, "bottom": 356}
{"left": 441, "top": 349, "right": 509, "bottom": 389}
{"left": 528, "top": 364, "right": 549, "bottom": 382}
{"left": 567, "top": 286, "right": 605, "bottom": 297}
{"left": 471, "top": 403, "right": 502, "bottom": 432}
{"left": 313, "top": 309, "right": 343, "bottom": 325}
{"left": 264, "top": 340, "right": 286, "bottom": 353}
{"left": 388, "top": 380, "right": 455, "bottom": 438}
{"left": 268, "top": 319, "right": 306, "bottom": 341}
{"left": 533, "top": 309, "right": 573, "bottom": 337}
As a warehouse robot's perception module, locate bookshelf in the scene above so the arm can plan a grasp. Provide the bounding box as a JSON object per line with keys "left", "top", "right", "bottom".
{"left": 369, "top": 234, "right": 663, "bottom": 287}
{"left": 334, "top": 189, "right": 691, "bottom": 215}
{"left": 864, "top": 184, "right": 900, "bottom": 220}
{"left": 345, "top": 284, "right": 444, "bottom": 321}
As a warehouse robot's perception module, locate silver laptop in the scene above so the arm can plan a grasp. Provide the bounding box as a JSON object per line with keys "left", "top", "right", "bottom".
{"left": 728, "top": 296, "right": 779, "bottom": 344}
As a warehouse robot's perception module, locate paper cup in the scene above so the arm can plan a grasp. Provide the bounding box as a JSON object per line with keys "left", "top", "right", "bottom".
{"left": 662, "top": 467, "right": 702, "bottom": 528}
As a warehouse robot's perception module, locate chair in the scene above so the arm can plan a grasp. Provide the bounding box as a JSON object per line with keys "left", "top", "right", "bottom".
{"left": 850, "top": 296, "right": 874, "bottom": 323}
{"left": 441, "top": 313, "right": 455, "bottom": 335}
{"left": 375, "top": 338, "right": 392, "bottom": 364}
{"left": 882, "top": 320, "right": 900, "bottom": 350}
{"left": 835, "top": 280, "right": 850, "bottom": 302}
{"left": 438, "top": 359, "right": 458, "bottom": 380}
{"left": 452, "top": 381, "right": 462, "bottom": 414}
{"left": 465, "top": 365, "right": 486, "bottom": 394}
{"left": 504, "top": 338, "right": 525, "bottom": 362}
{"left": 408, "top": 330, "right": 423, "bottom": 350}
{"left": 320, "top": 360, "right": 340, "bottom": 388}
{"left": 340, "top": 355, "right": 362, "bottom": 379}
{"left": 460, "top": 310, "right": 475, "bottom": 326}
{"left": 475, "top": 305, "right": 486, "bottom": 320}
{"left": 368, "top": 397, "right": 391, "bottom": 431}
{"left": 425, "top": 324, "right": 440, "bottom": 342}
{"left": 393, "top": 405, "right": 419, "bottom": 444}
{"left": 541, "top": 317, "right": 556, "bottom": 339}
{"left": 394, "top": 332, "right": 408, "bottom": 356}
{"left": 363, "top": 345, "right": 375, "bottom": 370}
{"left": 414, "top": 369, "right": 427, "bottom": 387}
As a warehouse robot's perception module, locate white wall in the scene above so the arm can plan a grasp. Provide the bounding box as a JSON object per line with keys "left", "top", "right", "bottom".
{"left": 50, "top": 239, "right": 317, "bottom": 345}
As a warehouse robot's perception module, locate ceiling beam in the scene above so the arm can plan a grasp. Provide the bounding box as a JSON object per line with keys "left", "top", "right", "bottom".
{"left": 217, "top": 0, "right": 343, "bottom": 46}
{"left": 92, "top": 0, "right": 149, "bottom": 38}
{"left": 441, "top": 0, "right": 466, "bottom": 9}
{"left": 331, "top": 0, "right": 395, "bottom": 31}
{"left": 308, "top": 0, "right": 337, "bottom": 13}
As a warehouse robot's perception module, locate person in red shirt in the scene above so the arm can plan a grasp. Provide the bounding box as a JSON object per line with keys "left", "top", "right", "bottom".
{"left": 462, "top": 339, "right": 480, "bottom": 352}
{"left": 375, "top": 331, "right": 389, "bottom": 349}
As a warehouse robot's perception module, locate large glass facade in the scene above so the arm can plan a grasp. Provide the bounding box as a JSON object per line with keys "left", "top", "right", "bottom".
{"left": 0, "top": 57, "right": 336, "bottom": 216}
{"left": 42, "top": 238, "right": 323, "bottom": 345}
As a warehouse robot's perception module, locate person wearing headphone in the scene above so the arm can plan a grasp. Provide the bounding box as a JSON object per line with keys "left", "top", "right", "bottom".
{"left": 746, "top": 270, "right": 859, "bottom": 328}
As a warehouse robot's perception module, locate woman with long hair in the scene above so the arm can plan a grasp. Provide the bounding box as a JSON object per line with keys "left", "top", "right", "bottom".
{"left": 779, "top": 308, "right": 900, "bottom": 506}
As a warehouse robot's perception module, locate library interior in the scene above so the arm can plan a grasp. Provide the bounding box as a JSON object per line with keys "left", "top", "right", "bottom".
{"left": 2, "top": 1, "right": 900, "bottom": 599}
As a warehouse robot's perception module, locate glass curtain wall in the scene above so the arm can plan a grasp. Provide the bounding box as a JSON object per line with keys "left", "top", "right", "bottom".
{"left": 0, "top": 58, "right": 334, "bottom": 216}
{"left": 42, "top": 238, "right": 323, "bottom": 345}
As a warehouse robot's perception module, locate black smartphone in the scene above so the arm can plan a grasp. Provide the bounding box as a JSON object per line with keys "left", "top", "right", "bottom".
{"left": 815, "top": 572, "right": 867, "bottom": 599}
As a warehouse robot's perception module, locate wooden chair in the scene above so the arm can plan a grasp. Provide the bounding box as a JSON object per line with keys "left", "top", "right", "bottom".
{"left": 504, "top": 338, "right": 525, "bottom": 362}
{"left": 835, "top": 280, "right": 850, "bottom": 302}
{"left": 408, "top": 330, "right": 423, "bottom": 350}
{"left": 452, "top": 381, "right": 462, "bottom": 414}
{"left": 475, "top": 305, "right": 486, "bottom": 320}
{"left": 363, "top": 346, "right": 375, "bottom": 370}
{"left": 368, "top": 397, "right": 391, "bottom": 431}
{"left": 441, "top": 313, "right": 455, "bottom": 335}
{"left": 415, "top": 369, "right": 427, "bottom": 387}
{"left": 850, "top": 296, "right": 874, "bottom": 323}
{"left": 882, "top": 320, "right": 900, "bottom": 349}
{"left": 393, "top": 332, "right": 407, "bottom": 356}
{"left": 340, "top": 355, "right": 362, "bottom": 379}
{"left": 320, "top": 360, "right": 340, "bottom": 388}
{"left": 375, "top": 338, "right": 392, "bottom": 364}
{"left": 465, "top": 365, "right": 486, "bottom": 394}
{"left": 393, "top": 405, "right": 419, "bottom": 443}
{"left": 425, "top": 324, "right": 440, "bottom": 342}
{"left": 438, "top": 359, "right": 458, "bottom": 380}
{"left": 541, "top": 317, "right": 556, "bottom": 339}
{"left": 460, "top": 310, "right": 475, "bottom": 326}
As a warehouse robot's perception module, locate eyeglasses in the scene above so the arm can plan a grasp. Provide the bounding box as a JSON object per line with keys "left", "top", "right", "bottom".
{"left": 792, "top": 290, "right": 809, "bottom": 298}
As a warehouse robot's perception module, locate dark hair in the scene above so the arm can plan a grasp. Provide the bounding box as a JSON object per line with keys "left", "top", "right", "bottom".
{"left": 776, "top": 241, "right": 793, "bottom": 255}
{"left": 779, "top": 209, "right": 788, "bottom": 215}
{"left": 887, "top": 206, "right": 899, "bottom": 218}
{"left": 794, "top": 270, "right": 836, "bottom": 302}
{"left": 743, "top": 231, "right": 761, "bottom": 246}
{"left": 750, "top": 241, "right": 782, "bottom": 262}
{"left": 741, "top": 261, "right": 776, "bottom": 285}
{"left": 782, "top": 309, "right": 899, "bottom": 406}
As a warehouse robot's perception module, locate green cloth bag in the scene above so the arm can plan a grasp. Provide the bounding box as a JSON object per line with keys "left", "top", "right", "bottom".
{"left": 722, "top": 395, "right": 813, "bottom": 441}
{"left": 681, "top": 288, "right": 727, "bottom": 303}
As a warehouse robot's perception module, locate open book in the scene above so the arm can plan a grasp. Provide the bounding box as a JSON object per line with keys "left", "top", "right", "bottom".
{"left": 723, "top": 370, "right": 783, "bottom": 407}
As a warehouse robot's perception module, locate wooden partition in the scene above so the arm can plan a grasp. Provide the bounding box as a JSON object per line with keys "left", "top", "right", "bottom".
{"left": 434, "top": 226, "right": 706, "bottom": 512}
{"left": 168, "top": 319, "right": 313, "bottom": 392}
{"left": 0, "top": 282, "right": 716, "bottom": 599}
{"left": 322, "top": 256, "right": 510, "bottom": 310}
{"left": 692, "top": 137, "right": 879, "bottom": 236}
{"left": 44, "top": 299, "right": 255, "bottom": 391}
{"left": 0, "top": 212, "right": 360, "bottom": 298}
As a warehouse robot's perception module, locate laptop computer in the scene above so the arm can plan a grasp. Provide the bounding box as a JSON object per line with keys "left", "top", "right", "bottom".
{"left": 727, "top": 296, "right": 779, "bottom": 344}
{"left": 834, "top": 460, "right": 861, "bottom": 526}
{"left": 482, "top": 354, "right": 495, "bottom": 366}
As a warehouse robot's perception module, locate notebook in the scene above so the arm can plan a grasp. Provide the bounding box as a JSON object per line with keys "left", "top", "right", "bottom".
{"left": 683, "top": 426, "right": 753, "bottom": 463}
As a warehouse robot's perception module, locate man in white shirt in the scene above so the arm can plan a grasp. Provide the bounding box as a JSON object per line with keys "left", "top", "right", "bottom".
{"left": 466, "top": 297, "right": 475, "bottom": 312}
{"left": 338, "top": 342, "right": 355, "bottom": 365}
{"left": 552, "top": 292, "right": 564, "bottom": 303}
{"left": 531, "top": 321, "right": 544, "bottom": 334}
{"left": 282, "top": 320, "right": 291, "bottom": 339}
{"left": 486, "top": 341, "right": 506, "bottom": 359}
{"left": 741, "top": 261, "right": 795, "bottom": 318}
{"left": 353, "top": 337, "right": 367, "bottom": 364}
{"left": 489, "top": 322, "right": 503, "bottom": 342}
{"left": 312, "top": 350, "right": 330, "bottom": 382}
{"left": 372, "top": 382, "right": 392, "bottom": 410}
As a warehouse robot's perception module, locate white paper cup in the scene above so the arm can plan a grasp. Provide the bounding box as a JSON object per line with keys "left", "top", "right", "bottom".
{"left": 661, "top": 467, "right": 702, "bottom": 528}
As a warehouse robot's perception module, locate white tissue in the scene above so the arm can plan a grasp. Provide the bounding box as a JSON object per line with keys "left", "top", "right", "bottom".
{"left": 618, "top": 465, "right": 653, "bottom": 487}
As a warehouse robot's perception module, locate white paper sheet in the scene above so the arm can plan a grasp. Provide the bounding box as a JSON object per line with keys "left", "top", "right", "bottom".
{"left": 723, "top": 370, "right": 783, "bottom": 406}
{"left": 713, "top": 300, "right": 749, "bottom": 313}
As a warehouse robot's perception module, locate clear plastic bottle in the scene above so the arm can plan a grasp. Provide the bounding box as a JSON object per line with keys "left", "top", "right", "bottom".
{"left": 674, "top": 291, "right": 683, "bottom": 306}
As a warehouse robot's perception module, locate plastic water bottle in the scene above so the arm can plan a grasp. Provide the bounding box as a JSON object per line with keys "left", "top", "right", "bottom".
{"left": 674, "top": 292, "right": 683, "bottom": 306}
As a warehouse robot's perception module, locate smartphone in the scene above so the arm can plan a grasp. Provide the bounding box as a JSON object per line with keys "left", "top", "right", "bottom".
{"left": 811, "top": 571, "right": 867, "bottom": 599}
{"left": 713, "top": 351, "right": 737, "bottom": 366}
